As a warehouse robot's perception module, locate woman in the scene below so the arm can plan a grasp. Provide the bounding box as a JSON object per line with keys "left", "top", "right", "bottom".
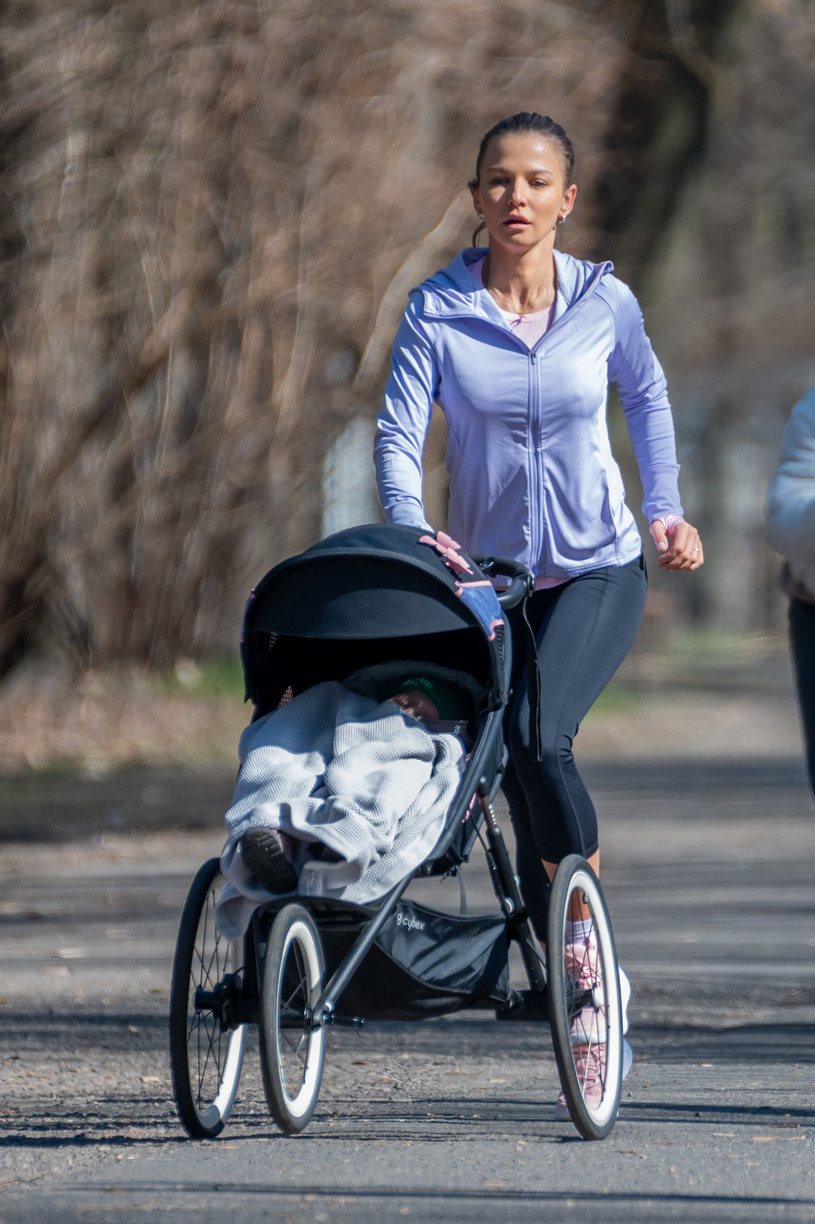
{"left": 374, "top": 112, "right": 703, "bottom": 1114}
{"left": 767, "top": 385, "right": 815, "bottom": 796}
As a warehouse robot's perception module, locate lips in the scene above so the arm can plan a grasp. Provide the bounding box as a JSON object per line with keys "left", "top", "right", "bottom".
{"left": 504, "top": 217, "right": 531, "bottom": 229}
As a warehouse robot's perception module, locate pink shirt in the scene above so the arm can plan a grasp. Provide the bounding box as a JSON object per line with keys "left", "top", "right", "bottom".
{"left": 496, "top": 303, "right": 557, "bottom": 350}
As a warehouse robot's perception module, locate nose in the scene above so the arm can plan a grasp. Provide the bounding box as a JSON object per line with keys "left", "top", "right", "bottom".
{"left": 508, "top": 179, "right": 526, "bottom": 207}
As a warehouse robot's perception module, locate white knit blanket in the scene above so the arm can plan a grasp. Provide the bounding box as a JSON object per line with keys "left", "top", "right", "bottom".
{"left": 216, "top": 681, "right": 465, "bottom": 936}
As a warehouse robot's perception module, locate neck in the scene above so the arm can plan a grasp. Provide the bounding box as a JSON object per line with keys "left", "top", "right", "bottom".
{"left": 482, "top": 246, "right": 557, "bottom": 315}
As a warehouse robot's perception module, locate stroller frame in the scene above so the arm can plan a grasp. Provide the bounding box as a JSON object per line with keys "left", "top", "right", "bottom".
{"left": 169, "top": 525, "right": 625, "bottom": 1141}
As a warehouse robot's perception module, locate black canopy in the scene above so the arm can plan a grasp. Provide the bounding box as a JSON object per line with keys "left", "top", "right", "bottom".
{"left": 241, "top": 524, "right": 509, "bottom": 711}
{"left": 244, "top": 523, "right": 497, "bottom": 640}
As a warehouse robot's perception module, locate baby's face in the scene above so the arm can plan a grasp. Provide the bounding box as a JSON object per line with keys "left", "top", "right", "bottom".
{"left": 389, "top": 689, "right": 440, "bottom": 720}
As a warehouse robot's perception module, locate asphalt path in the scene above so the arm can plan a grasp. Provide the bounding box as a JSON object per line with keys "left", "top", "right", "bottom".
{"left": 1, "top": 731, "right": 814, "bottom": 1221}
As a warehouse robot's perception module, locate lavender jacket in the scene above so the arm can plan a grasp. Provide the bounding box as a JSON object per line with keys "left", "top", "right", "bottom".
{"left": 374, "top": 247, "right": 683, "bottom": 580}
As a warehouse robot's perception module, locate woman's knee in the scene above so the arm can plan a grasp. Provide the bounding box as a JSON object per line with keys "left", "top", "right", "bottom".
{"left": 510, "top": 714, "right": 572, "bottom": 779}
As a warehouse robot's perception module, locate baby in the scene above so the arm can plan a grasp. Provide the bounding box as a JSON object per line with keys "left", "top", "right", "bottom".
{"left": 389, "top": 687, "right": 439, "bottom": 720}
{"left": 385, "top": 674, "right": 469, "bottom": 724}
{"left": 238, "top": 674, "right": 469, "bottom": 893}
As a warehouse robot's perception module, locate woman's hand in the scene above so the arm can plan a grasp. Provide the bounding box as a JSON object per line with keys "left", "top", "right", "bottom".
{"left": 649, "top": 516, "right": 704, "bottom": 571}
{"left": 419, "top": 530, "right": 473, "bottom": 575}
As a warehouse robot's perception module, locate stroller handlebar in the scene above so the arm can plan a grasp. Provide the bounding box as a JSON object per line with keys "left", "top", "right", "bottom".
{"left": 471, "top": 556, "right": 534, "bottom": 610}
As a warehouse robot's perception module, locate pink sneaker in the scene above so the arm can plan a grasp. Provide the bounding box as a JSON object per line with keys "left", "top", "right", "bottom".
{"left": 555, "top": 1038, "right": 632, "bottom": 1121}
{"left": 554, "top": 937, "right": 632, "bottom": 1121}
{"left": 555, "top": 1042, "right": 605, "bottom": 1120}
{"left": 564, "top": 935, "right": 599, "bottom": 988}
{"left": 562, "top": 939, "right": 631, "bottom": 1037}
{"left": 564, "top": 934, "right": 604, "bottom": 1038}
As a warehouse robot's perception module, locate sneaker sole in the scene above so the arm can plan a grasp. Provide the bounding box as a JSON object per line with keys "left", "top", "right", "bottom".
{"left": 240, "top": 829, "right": 298, "bottom": 893}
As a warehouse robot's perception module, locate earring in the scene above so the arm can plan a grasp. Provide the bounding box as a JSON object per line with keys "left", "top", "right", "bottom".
{"left": 557, "top": 214, "right": 565, "bottom": 224}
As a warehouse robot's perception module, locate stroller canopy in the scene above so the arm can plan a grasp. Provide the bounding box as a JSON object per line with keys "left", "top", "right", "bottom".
{"left": 241, "top": 524, "right": 509, "bottom": 711}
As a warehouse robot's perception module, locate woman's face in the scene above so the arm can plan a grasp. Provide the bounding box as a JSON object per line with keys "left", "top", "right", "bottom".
{"left": 471, "top": 132, "right": 577, "bottom": 254}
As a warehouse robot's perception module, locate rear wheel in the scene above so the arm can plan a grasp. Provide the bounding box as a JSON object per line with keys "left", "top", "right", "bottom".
{"left": 169, "top": 858, "right": 247, "bottom": 1138}
{"left": 259, "top": 903, "right": 326, "bottom": 1133}
{"left": 547, "top": 855, "right": 623, "bottom": 1139}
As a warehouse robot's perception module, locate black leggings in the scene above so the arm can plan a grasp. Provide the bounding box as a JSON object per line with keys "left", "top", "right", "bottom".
{"left": 502, "top": 555, "right": 648, "bottom": 938}
{"left": 789, "top": 597, "right": 815, "bottom": 796}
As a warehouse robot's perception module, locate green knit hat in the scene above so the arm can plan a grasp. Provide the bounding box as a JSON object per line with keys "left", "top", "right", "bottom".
{"left": 395, "top": 676, "right": 469, "bottom": 721}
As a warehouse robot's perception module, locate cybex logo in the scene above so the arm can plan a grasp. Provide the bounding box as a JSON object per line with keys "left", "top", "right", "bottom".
{"left": 395, "top": 911, "right": 426, "bottom": 932}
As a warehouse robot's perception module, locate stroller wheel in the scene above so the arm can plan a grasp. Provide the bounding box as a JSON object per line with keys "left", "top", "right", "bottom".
{"left": 547, "top": 855, "right": 623, "bottom": 1140}
{"left": 259, "top": 903, "right": 326, "bottom": 1133}
{"left": 169, "top": 858, "right": 247, "bottom": 1138}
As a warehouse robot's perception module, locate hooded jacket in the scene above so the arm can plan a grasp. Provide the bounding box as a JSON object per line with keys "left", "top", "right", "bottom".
{"left": 375, "top": 247, "right": 683, "bottom": 579}
{"left": 767, "top": 385, "right": 815, "bottom": 602}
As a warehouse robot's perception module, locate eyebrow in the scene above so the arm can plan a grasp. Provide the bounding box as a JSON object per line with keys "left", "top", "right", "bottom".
{"left": 484, "top": 164, "right": 556, "bottom": 176}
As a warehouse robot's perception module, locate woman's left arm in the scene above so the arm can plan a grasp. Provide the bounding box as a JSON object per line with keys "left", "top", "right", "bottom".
{"left": 608, "top": 283, "right": 703, "bottom": 572}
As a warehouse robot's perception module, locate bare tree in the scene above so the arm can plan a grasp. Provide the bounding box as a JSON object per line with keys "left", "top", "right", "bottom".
{"left": 1, "top": 0, "right": 802, "bottom": 676}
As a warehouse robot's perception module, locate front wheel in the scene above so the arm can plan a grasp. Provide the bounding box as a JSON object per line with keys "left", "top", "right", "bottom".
{"left": 169, "top": 858, "right": 247, "bottom": 1138}
{"left": 547, "top": 855, "right": 623, "bottom": 1139}
{"left": 259, "top": 903, "right": 326, "bottom": 1133}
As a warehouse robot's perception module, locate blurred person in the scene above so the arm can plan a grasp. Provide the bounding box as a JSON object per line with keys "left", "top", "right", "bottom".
{"left": 767, "top": 385, "right": 815, "bottom": 797}
{"left": 374, "top": 111, "right": 703, "bottom": 1116}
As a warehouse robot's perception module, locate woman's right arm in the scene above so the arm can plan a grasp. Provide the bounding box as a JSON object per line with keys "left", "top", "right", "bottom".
{"left": 374, "top": 297, "right": 439, "bottom": 532}
{"left": 767, "top": 388, "right": 815, "bottom": 564}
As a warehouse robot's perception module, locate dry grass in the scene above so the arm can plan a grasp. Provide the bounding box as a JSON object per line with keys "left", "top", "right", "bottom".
{"left": 0, "top": 666, "right": 248, "bottom": 774}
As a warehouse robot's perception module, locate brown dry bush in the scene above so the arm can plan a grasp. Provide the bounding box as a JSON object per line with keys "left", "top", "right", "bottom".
{"left": 0, "top": 0, "right": 636, "bottom": 676}
{"left": 2, "top": 0, "right": 782, "bottom": 680}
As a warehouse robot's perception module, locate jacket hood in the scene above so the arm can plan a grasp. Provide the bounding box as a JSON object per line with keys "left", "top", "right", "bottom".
{"left": 414, "top": 247, "right": 614, "bottom": 321}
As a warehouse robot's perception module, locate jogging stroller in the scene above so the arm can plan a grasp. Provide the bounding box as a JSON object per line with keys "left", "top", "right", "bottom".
{"left": 169, "top": 523, "right": 625, "bottom": 1141}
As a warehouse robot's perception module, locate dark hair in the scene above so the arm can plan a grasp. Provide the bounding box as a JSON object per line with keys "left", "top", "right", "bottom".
{"left": 469, "top": 112, "right": 575, "bottom": 245}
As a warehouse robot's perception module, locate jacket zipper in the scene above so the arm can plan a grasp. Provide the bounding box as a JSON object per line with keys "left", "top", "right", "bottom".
{"left": 528, "top": 347, "right": 542, "bottom": 568}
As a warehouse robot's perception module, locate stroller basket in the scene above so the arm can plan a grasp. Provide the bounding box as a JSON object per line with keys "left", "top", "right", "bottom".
{"left": 316, "top": 899, "right": 513, "bottom": 1020}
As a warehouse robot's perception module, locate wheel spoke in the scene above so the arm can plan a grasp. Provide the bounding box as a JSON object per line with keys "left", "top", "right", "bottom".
{"left": 278, "top": 942, "right": 309, "bottom": 1091}
{"left": 192, "top": 1009, "right": 224, "bottom": 1106}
